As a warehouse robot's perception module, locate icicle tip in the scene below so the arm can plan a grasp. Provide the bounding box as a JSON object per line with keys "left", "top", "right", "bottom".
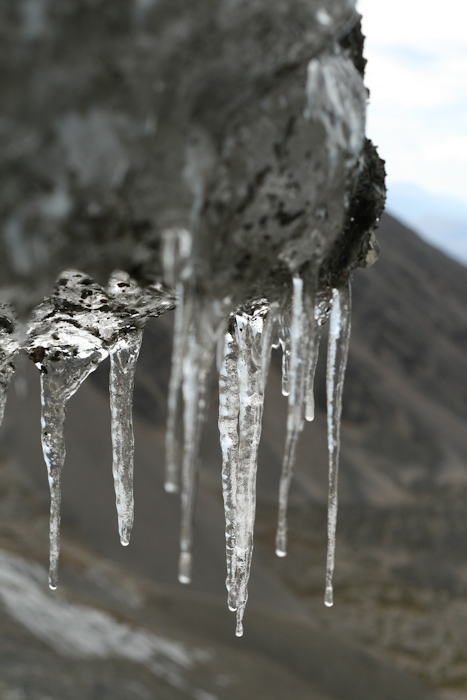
{"left": 235, "top": 620, "right": 244, "bottom": 638}
{"left": 275, "top": 529, "right": 287, "bottom": 558}
{"left": 227, "top": 588, "right": 237, "bottom": 611}
{"left": 178, "top": 551, "right": 192, "bottom": 584}
{"left": 305, "top": 405, "right": 315, "bottom": 422}
{"left": 119, "top": 524, "right": 132, "bottom": 547}
{"left": 164, "top": 480, "right": 179, "bottom": 494}
{"left": 324, "top": 585, "right": 334, "bottom": 607}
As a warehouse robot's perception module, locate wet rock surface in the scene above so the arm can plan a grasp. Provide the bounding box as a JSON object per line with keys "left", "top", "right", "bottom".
{"left": 0, "top": 0, "right": 384, "bottom": 313}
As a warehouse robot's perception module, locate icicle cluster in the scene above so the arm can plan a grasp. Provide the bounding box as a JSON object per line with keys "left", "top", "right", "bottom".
{"left": 0, "top": 267, "right": 352, "bottom": 628}
{"left": 214, "top": 281, "right": 351, "bottom": 633}
{"left": 162, "top": 266, "right": 352, "bottom": 634}
{"left": 0, "top": 272, "right": 174, "bottom": 589}
{"left": 0, "top": 39, "right": 369, "bottom": 634}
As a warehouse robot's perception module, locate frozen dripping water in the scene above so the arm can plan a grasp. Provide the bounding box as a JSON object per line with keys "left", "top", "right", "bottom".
{"left": 1, "top": 10, "right": 374, "bottom": 630}
{"left": 276, "top": 275, "right": 317, "bottom": 558}
{"left": 109, "top": 328, "right": 144, "bottom": 546}
{"left": 218, "top": 327, "right": 240, "bottom": 612}
{"left": 278, "top": 311, "right": 292, "bottom": 397}
{"left": 232, "top": 303, "right": 267, "bottom": 636}
{"left": 165, "top": 283, "right": 190, "bottom": 494}
{"left": 178, "top": 293, "right": 227, "bottom": 584}
{"left": 38, "top": 349, "right": 108, "bottom": 589}
{"left": 25, "top": 269, "right": 174, "bottom": 587}
{"left": 324, "top": 283, "right": 351, "bottom": 607}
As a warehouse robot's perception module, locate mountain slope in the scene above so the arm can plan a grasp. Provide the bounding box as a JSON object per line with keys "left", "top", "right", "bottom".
{"left": 2, "top": 212, "right": 467, "bottom": 697}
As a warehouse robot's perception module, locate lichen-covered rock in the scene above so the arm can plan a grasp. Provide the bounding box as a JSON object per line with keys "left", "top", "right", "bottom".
{"left": 0, "top": 0, "right": 384, "bottom": 314}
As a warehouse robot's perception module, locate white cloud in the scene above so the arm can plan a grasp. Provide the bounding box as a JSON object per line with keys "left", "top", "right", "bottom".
{"left": 357, "top": 0, "right": 467, "bottom": 207}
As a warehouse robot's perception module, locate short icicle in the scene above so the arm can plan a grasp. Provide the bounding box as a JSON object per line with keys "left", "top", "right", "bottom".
{"left": 109, "top": 327, "right": 144, "bottom": 546}
{"left": 218, "top": 325, "right": 240, "bottom": 612}
{"left": 261, "top": 302, "right": 279, "bottom": 392}
{"left": 178, "top": 296, "right": 226, "bottom": 585}
{"left": 276, "top": 276, "right": 316, "bottom": 558}
{"left": 324, "top": 281, "right": 351, "bottom": 607}
{"left": 39, "top": 350, "right": 107, "bottom": 589}
{"left": 233, "top": 306, "right": 266, "bottom": 637}
{"left": 305, "top": 320, "right": 322, "bottom": 423}
{"left": 278, "top": 310, "right": 291, "bottom": 397}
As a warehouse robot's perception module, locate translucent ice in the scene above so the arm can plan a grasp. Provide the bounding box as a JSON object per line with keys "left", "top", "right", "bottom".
{"left": 324, "top": 282, "right": 351, "bottom": 607}
{"left": 278, "top": 312, "right": 291, "bottom": 397}
{"left": 26, "top": 269, "right": 173, "bottom": 587}
{"left": 165, "top": 283, "right": 190, "bottom": 494}
{"left": 38, "top": 349, "right": 107, "bottom": 589}
{"left": 305, "top": 322, "right": 322, "bottom": 423}
{"left": 109, "top": 328, "right": 144, "bottom": 546}
{"left": 178, "top": 293, "right": 227, "bottom": 584}
{"left": 231, "top": 305, "right": 267, "bottom": 637}
{"left": 261, "top": 302, "right": 280, "bottom": 392}
{"left": 276, "top": 276, "right": 316, "bottom": 557}
{"left": 218, "top": 327, "right": 240, "bottom": 612}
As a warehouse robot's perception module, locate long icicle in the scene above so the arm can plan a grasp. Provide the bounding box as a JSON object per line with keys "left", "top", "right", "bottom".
{"left": 234, "top": 307, "right": 266, "bottom": 637}
{"left": 39, "top": 350, "right": 107, "bottom": 589}
{"left": 276, "top": 276, "right": 316, "bottom": 557}
{"left": 178, "top": 297, "right": 225, "bottom": 585}
{"left": 165, "top": 283, "right": 190, "bottom": 493}
{"left": 109, "top": 327, "right": 144, "bottom": 546}
{"left": 218, "top": 324, "right": 240, "bottom": 612}
{"left": 324, "top": 281, "right": 351, "bottom": 607}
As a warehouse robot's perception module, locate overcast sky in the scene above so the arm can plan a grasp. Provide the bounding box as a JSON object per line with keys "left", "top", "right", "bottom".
{"left": 357, "top": 0, "right": 467, "bottom": 211}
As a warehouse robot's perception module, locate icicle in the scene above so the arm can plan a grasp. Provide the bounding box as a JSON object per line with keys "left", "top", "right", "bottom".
{"left": 305, "top": 322, "right": 322, "bottom": 422}
{"left": 163, "top": 229, "right": 193, "bottom": 493}
{"left": 261, "top": 302, "right": 279, "bottom": 392}
{"left": 233, "top": 307, "right": 266, "bottom": 637}
{"left": 178, "top": 296, "right": 226, "bottom": 585}
{"left": 218, "top": 326, "right": 240, "bottom": 612}
{"left": 165, "top": 283, "right": 190, "bottom": 493}
{"left": 39, "top": 349, "right": 107, "bottom": 589}
{"left": 109, "top": 327, "right": 144, "bottom": 546}
{"left": 278, "top": 313, "right": 291, "bottom": 397}
{"left": 324, "top": 281, "right": 351, "bottom": 607}
{"left": 276, "top": 276, "right": 316, "bottom": 558}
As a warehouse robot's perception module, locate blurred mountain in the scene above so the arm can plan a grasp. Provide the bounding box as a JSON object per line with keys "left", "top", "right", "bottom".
{"left": 2, "top": 212, "right": 467, "bottom": 697}
{"left": 386, "top": 182, "right": 467, "bottom": 265}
